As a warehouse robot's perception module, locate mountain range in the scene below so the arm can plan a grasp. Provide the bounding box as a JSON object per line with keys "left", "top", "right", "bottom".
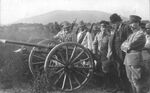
{"left": 16, "top": 10, "right": 128, "bottom": 24}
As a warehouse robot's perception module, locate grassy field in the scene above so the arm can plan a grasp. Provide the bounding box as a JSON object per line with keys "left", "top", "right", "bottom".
{"left": 0, "top": 84, "right": 113, "bottom": 93}
{"left": 0, "top": 73, "right": 121, "bottom": 93}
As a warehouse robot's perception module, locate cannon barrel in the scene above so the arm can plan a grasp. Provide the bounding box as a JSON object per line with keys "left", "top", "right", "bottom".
{"left": 0, "top": 39, "right": 49, "bottom": 48}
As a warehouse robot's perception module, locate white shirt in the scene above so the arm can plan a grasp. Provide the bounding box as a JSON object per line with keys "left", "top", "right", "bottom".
{"left": 81, "top": 32, "right": 93, "bottom": 50}
{"left": 145, "top": 34, "right": 150, "bottom": 48}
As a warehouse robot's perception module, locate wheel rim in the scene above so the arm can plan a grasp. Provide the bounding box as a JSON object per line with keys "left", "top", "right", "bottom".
{"left": 29, "top": 39, "right": 59, "bottom": 76}
{"left": 44, "top": 42, "right": 94, "bottom": 91}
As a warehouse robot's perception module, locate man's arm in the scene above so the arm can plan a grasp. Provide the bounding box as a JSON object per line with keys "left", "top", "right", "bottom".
{"left": 92, "top": 34, "right": 98, "bottom": 54}
{"left": 53, "top": 31, "right": 61, "bottom": 38}
{"left": 121, "top": 24, "right": 132, "bottom": 42}
{"left": 129, "top": 32, "right": 146, "bottom": 50}
{"left": 121, "top": 40, "right": 130, "bottom": 53}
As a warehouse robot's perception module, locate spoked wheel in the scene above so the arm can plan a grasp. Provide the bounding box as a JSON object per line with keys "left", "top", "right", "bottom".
{"left": 29, "top": 39, "right": 59, "bottom": 76}
{"left": 44, "top": 42, "right": 94, "bottom": 92}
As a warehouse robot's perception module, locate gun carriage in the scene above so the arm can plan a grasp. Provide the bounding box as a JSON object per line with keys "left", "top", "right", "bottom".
{"left": 0, "top": 39, "right": 94, "bottom": 92}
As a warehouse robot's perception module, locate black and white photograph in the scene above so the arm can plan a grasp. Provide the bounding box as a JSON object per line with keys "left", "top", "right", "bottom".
{"left": 0, "top": 0, "right": 150, "bottom": 93}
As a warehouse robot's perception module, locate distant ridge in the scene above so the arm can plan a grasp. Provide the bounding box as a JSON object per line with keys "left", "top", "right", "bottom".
{"left": 16, "top": 10, "right": 128, "bottom": 24}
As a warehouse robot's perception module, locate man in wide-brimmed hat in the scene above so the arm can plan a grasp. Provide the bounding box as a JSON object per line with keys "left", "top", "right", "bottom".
{"left": 54, "top": 21, "right": 73, "bottom": 42}
{"left": 107, "top": 13, "right": 132, "bottom": 93}
{"left": 76, "top": 21, "right": 88, "bottom": 44}
{"left": 121, "top": 15, "right": 148, "bottom": 93}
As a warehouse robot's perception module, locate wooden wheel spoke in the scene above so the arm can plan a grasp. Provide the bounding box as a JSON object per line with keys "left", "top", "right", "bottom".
{"left": 62, "top": 73, "right": 67, "bottom": 90}
{"left": 65, "top": 45, "right": 69, "bottom": 62}
{"left": 54, "top": 71, "right": 64, "bottom": 85}
{"left": 81, "top": 70, "right": 89, "bottom": 75}
{"left": 55, "top": 68, "right": 64, "bottom": 74}
{"left": 51, "top": 56, "right": 65, "bottom": 66}
{"left": 33, "top": 54, "right": 45, "bottom": 60}
{"left": 69, "top": 45, "right": 77, "bottom": 62}
{"left": 71, "top": 50, "right": 84, "bottom": 63}
{"left": 77, "top": 68, "right": 89, "bottom": 75}
{"left": 73, "top": 69, "right": 87, "bottom": 78}
{"left": 72, "top": 73, "right": 81, "bottom": 86}
{"left": 39, "top": 65, "right": 44, "bottom": 70}
{"left": 73, "top": 57, "right": 90, "bottom": 65}
{"left": 68, "top": 74, "right": 73, "bottom": 90}
{"left": 57, "top": 52, "right": 66, "bottom": 64}
{"left": 32, "top": 61, "right": 44, "bottom": 65}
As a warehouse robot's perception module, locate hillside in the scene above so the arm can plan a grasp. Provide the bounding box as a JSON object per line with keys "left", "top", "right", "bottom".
{"left": 16, "top": 10, "right": 127, "bottom": 24}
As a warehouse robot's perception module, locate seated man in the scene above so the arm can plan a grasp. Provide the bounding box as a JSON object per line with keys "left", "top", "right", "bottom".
{"left": 53, "top": 21, "right": 73, "bottom": 42}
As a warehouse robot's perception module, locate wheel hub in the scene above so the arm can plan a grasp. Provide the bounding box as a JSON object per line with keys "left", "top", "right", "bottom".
{"left": 64, "top": 63, "right": 74, "bottom": 73}
{"left": 65, "top": 64, "right": 72, "bottom": 69}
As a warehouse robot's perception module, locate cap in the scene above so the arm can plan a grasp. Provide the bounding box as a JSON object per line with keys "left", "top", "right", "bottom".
{"left": 78, "top": 21, "right": 86, "bottom": 27}
{"left": 62, "top": 21, "right": 71, "bottom": 28}
{"left": 129, "top": 15, "right": 142, "bottom": 23}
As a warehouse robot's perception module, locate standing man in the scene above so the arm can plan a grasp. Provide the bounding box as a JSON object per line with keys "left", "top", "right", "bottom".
{"left": 81, "top": 23, "right": 94, "bottom": 50}
{"left": 93, "top": 20, "right": 110, "bottom": 71}
{"left": 107, "top": 13, "right": 132, "bottom": 93}
{"left": 92, "top": 24, "right": 100, "bottom": 40}
{"left": 121, "top": 15, "right": 148, "bottom": 93}
{"left": 53, "top": 21, "right": 73, "bottom": 42}
{"left": 76, "top": 21, "right": 87, "bottom": 44}
{"left": 145, "top": 23, "right": 150, "bottom": 48}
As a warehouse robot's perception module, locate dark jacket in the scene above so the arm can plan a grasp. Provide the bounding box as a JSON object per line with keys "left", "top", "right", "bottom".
{"left": 93, "top": 31, "right": 110, "bottom": 57}
{"left": 122, "top": 30, "right": 146, "bottom": 66}
{"left": 107, "top": 23, "right": 132, "bottom": 62}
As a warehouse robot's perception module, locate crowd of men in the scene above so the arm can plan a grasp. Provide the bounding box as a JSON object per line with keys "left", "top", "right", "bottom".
{"left": 53, "top": 13, "right": 150, "bottom": 93}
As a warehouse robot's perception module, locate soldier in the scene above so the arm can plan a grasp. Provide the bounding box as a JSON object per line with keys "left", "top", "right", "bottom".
{"left": 93, "top": 20, "right": 110, "bottom": 70}
{"left": 81, "top": 23, "right": 94, "bottom": 50}
{"left": 76, "top": 21, "right": 87, "bottom": 44}
{"left": 145, "top": 23, "right": 150, "bottom": 48}
{"left": 53, "top": 21, "right": 73, "bottom": 42}
{"left": 92, "top": 24, "right": 101, "bottom": 40}
{"left": 107, "top": 13, "right": 132, "bottom": 93}
{"left": 121, "top": 15, "right": 148, "bottom": 93}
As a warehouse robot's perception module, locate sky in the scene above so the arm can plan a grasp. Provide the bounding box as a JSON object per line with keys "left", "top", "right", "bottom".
{"left": 1, "top": 0, "right": 150, "bottom": 24}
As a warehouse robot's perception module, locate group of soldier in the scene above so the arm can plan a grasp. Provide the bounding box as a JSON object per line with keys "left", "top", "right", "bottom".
{"left": 53, "top": 13, "right": 150, "bottom": 93}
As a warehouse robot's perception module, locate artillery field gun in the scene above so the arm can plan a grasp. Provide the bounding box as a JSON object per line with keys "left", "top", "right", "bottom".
{"left": 0, "top": 39, "right": 94, "bottom": 92}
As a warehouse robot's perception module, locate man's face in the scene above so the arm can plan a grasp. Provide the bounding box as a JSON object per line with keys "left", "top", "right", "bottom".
{"left": 146, "top": 28, "right": 150, "bottom": 35}
{"left": 100, "top": 24, "right": 107, "bottom": 31}
{"left": 79, "top": 26, "right": 85, "bottom": 31}
{"left": 130, "top": 22, "right": 139, "bottom": 31}
{"left": 64, "top": 27, "right": 70, "bottom": 32}
{"left": 111, "top": 22, "right": 120, "bottom": 30}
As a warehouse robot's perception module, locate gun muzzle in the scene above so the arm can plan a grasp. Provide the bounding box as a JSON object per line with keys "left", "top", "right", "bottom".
{"left": 0, "top": 39, "right": 7, "bottom": 43}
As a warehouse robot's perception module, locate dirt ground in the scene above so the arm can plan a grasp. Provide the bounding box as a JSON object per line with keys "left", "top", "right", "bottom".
{"left": 0, "top": 88, "right": 118, "bottom": 93}
{"left": 0, "top": 75, "right": 125, "bottom": 93}
{"left": 0, "top": 87, "right": 125, "bottom": 93}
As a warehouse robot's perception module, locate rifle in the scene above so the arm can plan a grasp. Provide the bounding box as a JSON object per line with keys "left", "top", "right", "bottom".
{"left": 71, "top": 19, "right": 77, "bottom": 31}
{"left": 89, "top": 23, "right": 95, "bottom": 33}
